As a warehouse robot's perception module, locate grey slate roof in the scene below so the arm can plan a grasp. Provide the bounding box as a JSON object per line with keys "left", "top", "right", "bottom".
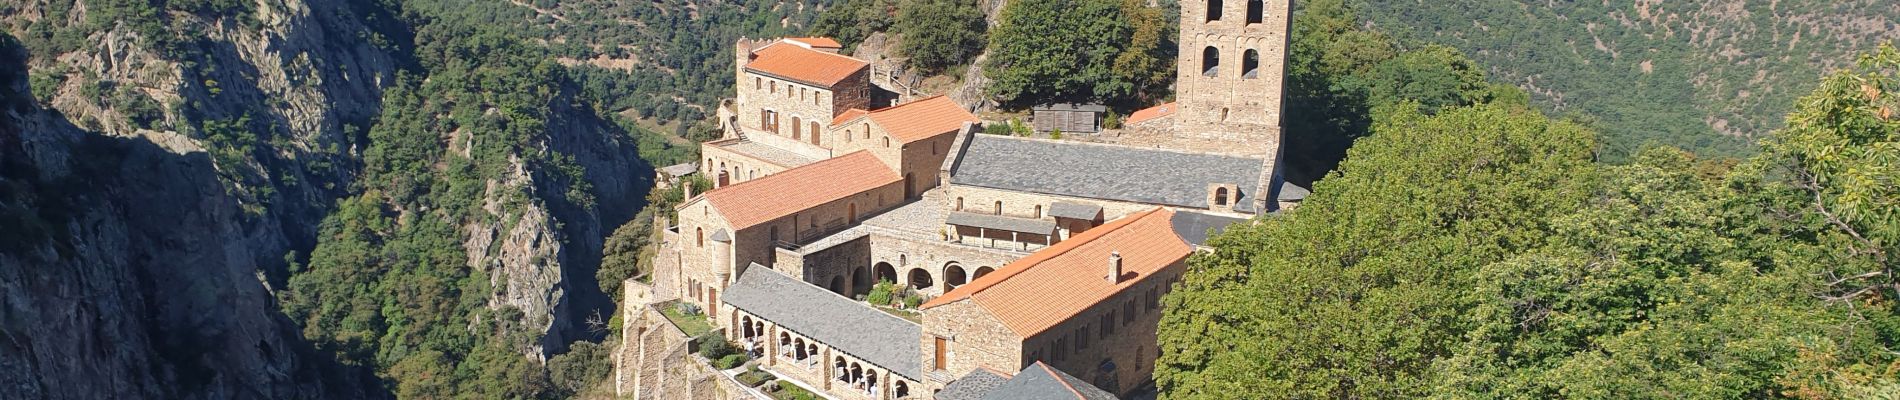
{"left": 721, "top": 265, "right": 923, "bottom": 380}
{"left": 710, "top": 229, "right": 731, "bottom": 243}
{"left": 1032, "top": 103, "right": 1108, "bottom": 112}
{"left": 952, "top": 135, "right": 1265, "bottom": 213}
{"left": 658, "top": 162, "right": 699, "bottom": 177}
{"left": 1048, "top": 202, "right": 1103, "bottom": 220}
{"left": 945, "top": 212, "right": 1057, "bottom": 235}
{"left": 1170, "top": 211, "right": 1248, "bottom": 247}
{"left": 936, "top": 368, "right": 1012, "bottom": 400}
{"left": 981, "top": 362, "right": 1119, "bottom": 400}
{"left": 1277, "top": 180, "right": 1310, "bottom": 202}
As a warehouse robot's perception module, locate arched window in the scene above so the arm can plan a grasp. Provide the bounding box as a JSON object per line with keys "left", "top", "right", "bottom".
{"left": 792, "top": 116, "right": 803, "bottom": 140}
{"left": 810, "top": 122, "right": 821, "bottom": 145}
{"left": 883, "top": 136, "right": 891, "bottom": 148}
{"left": 846, "top": 130, "right": 854, "bottom": 142}
{"left": 1034, "top": 205, "right": 1043, "bottom": 219}
{"left": 1246, "top": 0, "right": 1263, "bottom": 24}
{"left": 1202, "top": 47, "right": 1221, "bottom": 77}
{"left": 696, "top": 227, "right": 704, "bottom": 247}
{"left": 1214, "top": 187, "right": 1230, "bottom": 206}
{"left": 955, "top": 197, "right": 964, "bottom": 211}
{"left": 863, "top": 123, "right": 871, "bottom": 139}
{"left": 995, "top": 201, "right": 1004, "bottom": 216}
{"left": 1243, "top": 49, "right": 1261, "bottom": 79}
{"left": 754, "top": 77, "right": 761, "bottom": 90}
{"left": 1206, "top": 0, "right": 1223, "bottom": 22}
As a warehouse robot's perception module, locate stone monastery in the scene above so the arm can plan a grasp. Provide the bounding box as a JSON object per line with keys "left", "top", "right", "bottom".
{"left": 624, "top": 0, "right": 1301, "bottom": 398}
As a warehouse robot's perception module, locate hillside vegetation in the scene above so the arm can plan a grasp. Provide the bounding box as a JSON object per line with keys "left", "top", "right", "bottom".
{"left": 1158, "top": 43, "right": 1900, "bottom": 399}
{"left": 1358, "top": 0, "right": 1900, "bottom": 160}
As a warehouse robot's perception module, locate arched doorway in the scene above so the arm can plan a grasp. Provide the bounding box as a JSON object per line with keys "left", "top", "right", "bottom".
{"left": 875, "top": 262, "right": 897, "bottom": 283}
{"left": 852, "top": 266, "right": 871, "bottom": 295}
{"left": 974, "top": 266, "right": 995, "bottom": 279}
{"left": 909, "top": 268, "right": 935, "bottom": 290}
{"left": 904, "top": 173, "right": 915, "bottom": 199}
{"left": 944, "top": 263, "right": 968, "bottom": 289}
{"left": 829, "top": 275, "right": 846, "bottom": 295}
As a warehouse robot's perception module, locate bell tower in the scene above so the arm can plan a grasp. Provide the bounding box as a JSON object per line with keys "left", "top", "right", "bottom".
{"left": 1174, "top": 0, "right": 1291, "bottom": 156}
{"left": 1175, "top": 0, "right": 1292, "bottom": 211}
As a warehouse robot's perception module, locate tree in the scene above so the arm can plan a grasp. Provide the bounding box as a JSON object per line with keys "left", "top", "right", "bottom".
{"left": 983, "top": 0, "right": 1159, "bottom": 106}
{"left": 1156, "top": 104, "right": 1599, "bottom": 398}
{"left": 895, "top": 0, "right": 987, "bottom": 73}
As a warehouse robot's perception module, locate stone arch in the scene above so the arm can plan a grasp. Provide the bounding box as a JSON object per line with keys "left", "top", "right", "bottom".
{"left": 1243, "top": 49, "right": 1261, "bottom": 79}
{"left": 741, "top": 316, "right": 755, "bottom": 337}
{"left": 896, "top": 381, "right": 910, "bottom": 398}
{"left": 853, "top": 266, "right": 871, "bottom": 294}
{"left": 866, "top": 371, "right": 879, "bottom": 392}
{"left": 851, "top": 363, "right": 864, "bottom": 383}
{"left": 835, "top": 357, "right": 849, "bottom": 382}
{"left": 696, "top": 227, "right": 705, "bottom": 247}
{"left": 974, "top": 266, "right": 995, "bottom": 279}
{"left": 829, "top": 275, "right": 846, "bottom": 294}
{"left": 795, "top": 337, "right": 808, "bottom": 359}
{"left": 1246, "top": 0, "right": 1263, "bottom": 24}
{"left": 876, "top": 262, "right": 898, "bottom": 283}
{"left": 955, "top": 197, "right": 964, "bottom": 211}
{"left": 945, "top": 263, "right": 968, "bottom": 289}
{"left": 909, "top": 268, "right": 935, "bottom": 290}
{"left": 1202, "top": 46, "right": 1220, "bottom": 77}
{"left": 1206, "top": 0, "right": 1222, "bottom": 21}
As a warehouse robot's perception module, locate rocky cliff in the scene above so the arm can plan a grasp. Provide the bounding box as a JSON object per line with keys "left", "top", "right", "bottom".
{"left": 1, "top": 0, "right": 654, "bottom": 397}
{"left": 0, "top": 0, "right": 395, "bottom": 395}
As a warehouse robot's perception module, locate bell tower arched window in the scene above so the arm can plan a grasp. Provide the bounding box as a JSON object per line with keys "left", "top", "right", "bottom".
{"left": 1243, "top": 49, "right": 1261, "bottom": 79}
{"left": 1214, "top": 187, "right": 1230, "bottom": 206}
{"left": 1246, "top": 0, "right": 1263, "bottom": 24}
{"left": 1202, "top": 47, "right": 1221, "bottom": 77}
{"left": 1206, "top": 0, "right": 1223, "bottom": 22}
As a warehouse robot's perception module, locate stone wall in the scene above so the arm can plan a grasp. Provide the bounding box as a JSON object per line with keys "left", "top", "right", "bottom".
{"left": 701, "top": 140, "right": 798, "bottom": 186}
{"left": 614, "top": 304, "right": 751, "bottom": 400}
{"left": 920, "top": 300, "right": 1027, "bottom": 393}
{"left": 867, "top": 231, "right": 1021, "bottom": 298}
{"left": 738, "top": 69, "right": 849, "bottom": 147}
{"left": 1022, "top": 262, "right": 1184, "bottom": 396}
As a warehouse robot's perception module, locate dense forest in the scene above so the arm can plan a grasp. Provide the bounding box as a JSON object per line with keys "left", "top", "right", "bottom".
{"left": 1356, "top": 0, "right": 1900, "bottom": 161}
{"left": 1157, "top": 38, "right": 1899, "bottom": 400}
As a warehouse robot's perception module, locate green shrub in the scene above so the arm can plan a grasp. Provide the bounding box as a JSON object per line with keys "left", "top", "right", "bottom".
{"left": 698, "top": 334, "right": 736, "bottom": 359}
{"left": 714, "top": 353, "right": 749, "bottom": 369}
{"left": 903, "top": 295, "right": 923, "bottom": 309}
{"left": 867, "top": 281, "right": 896, "bottom": 305}
{"left": 984, "top": 122, "right": 1013, "bottom": 135}
{"left": 1049, "top": 129, "right": 1063, "bottom": 140}
{"left": 1102, "top": 110, "right": 1122, "bottom": 129}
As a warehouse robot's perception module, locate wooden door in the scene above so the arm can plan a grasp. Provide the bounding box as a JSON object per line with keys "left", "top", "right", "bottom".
{"left": 933, "top": 337, "right": 947, "bottom": 370}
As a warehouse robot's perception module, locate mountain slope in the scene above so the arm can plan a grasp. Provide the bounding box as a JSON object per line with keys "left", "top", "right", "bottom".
{"left": 1358, "top": 0, "right": 1900, "bottom": 160}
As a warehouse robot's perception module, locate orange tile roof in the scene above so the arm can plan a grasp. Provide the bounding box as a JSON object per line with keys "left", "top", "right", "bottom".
{"left": 1123, "top": 102, "right": 1177, "bottom": 125}
{"left": 835, "top": 96, "right": 979, "bottom": 143}
{"left": 785, "top": 37, "right": 843, "bottom": 49}
{"left": 746, "top": 42, "right": 869, "bottom": 88}
{"left": 921, "top": 208, "right": 1192, "bottom": 337}
{"left": 703, "top": 151, "right": 899, "bottom": 229}
{"left": 831, "top": 108, "right": 869, "bottom": 126}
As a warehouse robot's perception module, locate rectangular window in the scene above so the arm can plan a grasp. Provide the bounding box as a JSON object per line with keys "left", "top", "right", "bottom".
{"left": 754, "top": 77, "right": 761, "bottom": 90}
{"left": 1078, "top": 327, "right": 1090, "bottom": 350}
{"left": 1100, "top": 314, "right": 1114, "bottom": 337}
{"left": 1123, "top": 301, "right": 1136, "bottom": 325}
{"left": 1149, "top": 287, "right": 1161, "bottom": 310}
{"left": 933, "top": 337, "right": 948, "bottom": 370}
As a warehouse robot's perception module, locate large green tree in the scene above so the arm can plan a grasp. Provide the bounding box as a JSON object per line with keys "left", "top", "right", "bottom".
{"left": 982, "top": 0, "right": 1170, "bottom": 106}
{"left": 1156, "top": 44, "right": 1900, "bottom": 399}
{"left": 894, "top": 0, "right": 987, "bottom": 73}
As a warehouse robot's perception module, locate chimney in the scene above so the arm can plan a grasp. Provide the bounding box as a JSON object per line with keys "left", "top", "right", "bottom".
{"left": 1107, "top": 251, "right": 1123, "bottom": 283}
{"left": 683, "top": 178, "right": 695, "bottom": 201}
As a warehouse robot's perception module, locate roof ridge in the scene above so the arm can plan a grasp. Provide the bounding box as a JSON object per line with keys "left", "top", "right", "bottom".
{"left": 760, "top": 40, "right": 866, "bottom": 64}
{"left": 703, "top": 150, "right": 871, "bottom": 195}
{"left": 1037, "top": 362, "right": 1089, "bottom": 399}
{"left": 919, "top": 208, "right": 1165, "bottom": 309}
{"left": 973, "top": 132, "right": 1266, "bottom": 161}
{"left": 739, "top": 263, "right": 920, "bottom": 329}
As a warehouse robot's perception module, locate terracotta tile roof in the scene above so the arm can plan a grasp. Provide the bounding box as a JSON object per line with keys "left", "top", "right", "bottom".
{"left": 784, "top": 37, "right": 843, "bottom": 49}
{"left": 1124, "top": 102, "right": 1177, "bottom": 125}
{"left": 745, "top": 42, "right": 869, "bottom": 88}
{"left": 703, "top": 151, "right": 899, "bottom": 229}
{"left": 835, "top": 96, "right": 979, "bottom": 143}
{"left": 921, "top": 208, "right": 1192, "bottom": 337}
{"left": 831, "top": 108, "right": 869, "bottom": 126}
